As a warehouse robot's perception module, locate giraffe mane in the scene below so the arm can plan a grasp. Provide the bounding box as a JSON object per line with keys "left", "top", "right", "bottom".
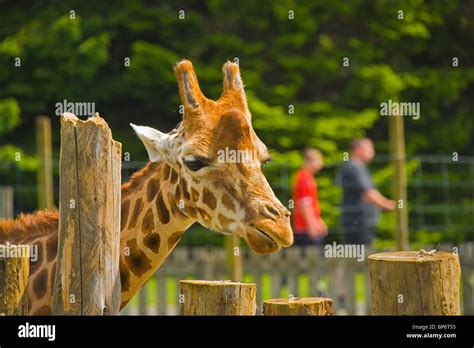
{"left": 121, "top": 161, "right": 161, "bottom": 199}
{"left": 0, "top": 209, "right": 59, "bottom": 242}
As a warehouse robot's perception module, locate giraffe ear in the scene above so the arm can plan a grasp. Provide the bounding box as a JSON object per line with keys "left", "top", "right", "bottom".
{"left": 130, "top": 123, "right": 171, "bottom": 162}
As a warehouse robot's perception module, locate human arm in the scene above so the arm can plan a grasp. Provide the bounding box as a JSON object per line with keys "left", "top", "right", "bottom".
{"left": 300, "top": 198, "right": 328, "bottom": 239}
{"left": 362, "top": 188, "right": 396, "bottom": 211}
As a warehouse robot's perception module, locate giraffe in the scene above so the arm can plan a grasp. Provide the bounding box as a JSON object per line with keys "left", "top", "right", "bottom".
{"left": 0, "top": 60, "right": 293, "bottom": 315}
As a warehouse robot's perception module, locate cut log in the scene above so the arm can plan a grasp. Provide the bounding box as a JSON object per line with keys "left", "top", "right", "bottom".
{"left": 0, "top": 245, "right": 30, "bottom": 315}
{"left": 263, "top": 297, "right": 333, "bottom": 315}
{"left": 180, "top": 280, "right": 256, "bottom": 315}
{"left": 369, "top": 251, "right": 461, "bottom": 315}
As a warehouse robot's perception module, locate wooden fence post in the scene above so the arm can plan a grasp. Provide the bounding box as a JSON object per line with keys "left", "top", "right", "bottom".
{"left": 180, "top": 280, "right": 256, "bottom": 315}
{"left": 263, "top": 297, "right": 333, "bottom": 315}
{"left": 52, "top": 113, "right": 122, "bottom": 315}
{"left": 369, "top": 251, "right": 461, "bottom": 315}
{"left": 225, "top": 234, "right": 242, "bottom": 281}
{"left": 0, "top": 186, "right": 14, "bottom": 219}
{"left": 388, "top": 111, "right": 409, "bottom": 250}
{"left": 36, "top": 115, "right": 54, "bottom": 209}
{"left": 0, "top": 245, "right": 30, "bottom": 315}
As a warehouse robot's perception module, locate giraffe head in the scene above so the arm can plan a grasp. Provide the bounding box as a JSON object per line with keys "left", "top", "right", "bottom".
{"left": 131, "top": 60, "right": 293, "bottom": 254}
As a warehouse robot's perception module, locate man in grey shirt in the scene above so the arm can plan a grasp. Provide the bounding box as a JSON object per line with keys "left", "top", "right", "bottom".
{"left": 335, "top": 138, "right": 395, "bottom": 313}
{"left": 341, "top": 138, "right": 395, "bottom": 245}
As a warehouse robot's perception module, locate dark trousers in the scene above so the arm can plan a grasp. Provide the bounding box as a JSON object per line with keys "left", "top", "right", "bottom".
{"left": 342, "top": 226, "right": 375, "bottom": 245}
{"left": 294, "top": 231, "right": 324, "bottom": 246}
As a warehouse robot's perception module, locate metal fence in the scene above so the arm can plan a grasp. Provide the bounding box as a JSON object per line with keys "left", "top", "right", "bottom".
{"left": 121, "top": 243, "right": 474, "bottom": 315}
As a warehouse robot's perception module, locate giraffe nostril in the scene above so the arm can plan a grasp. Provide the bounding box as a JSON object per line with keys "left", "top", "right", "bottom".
{"left": 261, "top": 205, "right": 281, "bottom": 219}
{"left": 267, "top": 206, "right": 279, "bottom": 217}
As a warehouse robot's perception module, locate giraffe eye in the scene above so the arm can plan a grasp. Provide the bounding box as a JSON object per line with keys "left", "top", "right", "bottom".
{"left": 262, "top": 156, "right": 272, "bottom": 166}
{"left": 184, "top": 159, "right": 208, "bottom": 171}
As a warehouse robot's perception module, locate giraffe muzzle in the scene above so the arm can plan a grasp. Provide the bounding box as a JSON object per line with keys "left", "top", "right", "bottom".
{"left": 244, "top": 217, "right": 293, "bottom": 254}
{"left": 254, "top": 219, "right": 293, "bottom": 248}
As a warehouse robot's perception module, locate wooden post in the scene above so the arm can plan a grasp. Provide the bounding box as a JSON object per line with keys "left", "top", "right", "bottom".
{"left": 0, "top": 186, "right": 14, "bottom": 219}
{"left": 0, "top": 245, "right": 30, "bottom": 315}
{"left": 225, "top": 234, "right": 242, "bottom": 281}
{"left": 388, "top": 112, "right": 409, "bottom": 250}
{"left": 36, "top": 115, "right": 54, "bottom": 209}
{"left": 180, "top": 280, "right": 256, "bottom": 315}
{"left": 369, "top": 251, "right": 461, "bottom": 315}
{"left": 52, "top": 113, "right": 122, "bottom": 315}
{"left": 263, "top": 297, "right": 333, "bottom": 315}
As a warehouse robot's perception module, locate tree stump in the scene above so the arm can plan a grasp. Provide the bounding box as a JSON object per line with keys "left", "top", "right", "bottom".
{"left": 53, "top": 113, "right": 122, "bottom": 315}
{"left": 180, "top": 280, "right": 256, "bottom": 315}
{"left": 263, "top": 297, "right": 333, "bottom": 316}
{"left": 369, "top": 251, "right": 461, "bottom": 315}
{"left": 0, "top": 245, "right": 30, "bottom": 315}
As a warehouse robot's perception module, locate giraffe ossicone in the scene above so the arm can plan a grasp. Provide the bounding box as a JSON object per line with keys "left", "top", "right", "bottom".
{"left": 0, "top": 59, "right": 293, "bottom": 315}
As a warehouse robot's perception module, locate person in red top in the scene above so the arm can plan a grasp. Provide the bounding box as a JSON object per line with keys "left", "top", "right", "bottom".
{"left": 292, "top": 148, "right": 328, "bottom": 245}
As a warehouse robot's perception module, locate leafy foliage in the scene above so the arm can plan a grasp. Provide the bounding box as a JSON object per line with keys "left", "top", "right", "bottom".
{"left": 0, "top": 0, "right": 472, "bottom": 243}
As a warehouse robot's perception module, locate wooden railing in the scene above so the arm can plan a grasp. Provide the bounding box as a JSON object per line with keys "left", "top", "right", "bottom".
{"left": 121, "top": 242, "right": 474, "bottom": 315}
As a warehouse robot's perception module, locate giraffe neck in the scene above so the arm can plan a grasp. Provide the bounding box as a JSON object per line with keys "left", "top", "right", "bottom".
{"left": 119, "top": 160, "right": 195, "bottom": 307}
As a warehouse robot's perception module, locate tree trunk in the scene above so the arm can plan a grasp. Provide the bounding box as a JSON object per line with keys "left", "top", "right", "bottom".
{"left": 263, "top": 297, "right": 333, "bottom": 315}
{"left": 369, "top": 251, "right": 461, "bottom": 315}
{"left": 180, "top": 280, "right": 256, "bottom": 315}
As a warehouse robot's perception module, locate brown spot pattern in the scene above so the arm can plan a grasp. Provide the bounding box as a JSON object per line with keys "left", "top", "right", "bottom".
{"left": 46, "top": 234, "right": 58, "bottom": 262}
{"left": 191, "top": 188, "right": 199, "bottom": 201}
{"left": 146, "top": 178, "right": 159, "bottom": 202}
{"left": 175, "top": 185, "right": 182, "bottom": 201}
{"left": 143, "top": 233, "right": 161, "bottom": 252}
{"left": 128, "top": 198, "right": 143, "bottom": 230}
{"left": 120, "top": 259, "right": 131, "bottom": 292}
{"left": 121, "top": 199, "right": 130, "bottom": 231}
{"left": 196, "top": 208, "right": 212, "bottom": 224}
{"left": 167, "top": 193, "right": 188, "bottom": 220}
{"left": 181, "top": 178, "right": 190, "bottom": 200}
{"left": 162, "top": 164, "right": 171, "bottom": 179}
{"left": 141, "top": 208, "right": 155, "bottom": 234}
{"left": 202, "top": 188, "right": 217, "bottom": 210}
{"left": 218, "top": 213, "right": 234, "bottom": 228}
{"left": 124, "top": 239, "right": 152, "bottom": 277}
{"left": 33, "top": 269, "right": 48, "bottom": 300}
{"left": 170, "top": 168, "right": 178, "bottom": 184}
{"left": 30, "top": 244, "right": 44, "bottom": 273}
{"left": 168, "top": 231, "right": 184, "bottom": 251}
{"left": 222, "top": 194, "right": 236, "bottom": 212}
{"left": 155, "top": 191, "right": 170, "bottom": 224}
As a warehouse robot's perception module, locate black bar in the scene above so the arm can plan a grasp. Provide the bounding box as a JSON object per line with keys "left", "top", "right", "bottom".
{"left": 0, "top": 315, "right": 472, "bottom": 346}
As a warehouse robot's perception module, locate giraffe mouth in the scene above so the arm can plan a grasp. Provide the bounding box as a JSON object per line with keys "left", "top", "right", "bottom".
{"left": 255, "top": 228, "right": 277, "bottom": 245}
{"left": 244, "top": 227, "right": 280, "bottom": 254}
